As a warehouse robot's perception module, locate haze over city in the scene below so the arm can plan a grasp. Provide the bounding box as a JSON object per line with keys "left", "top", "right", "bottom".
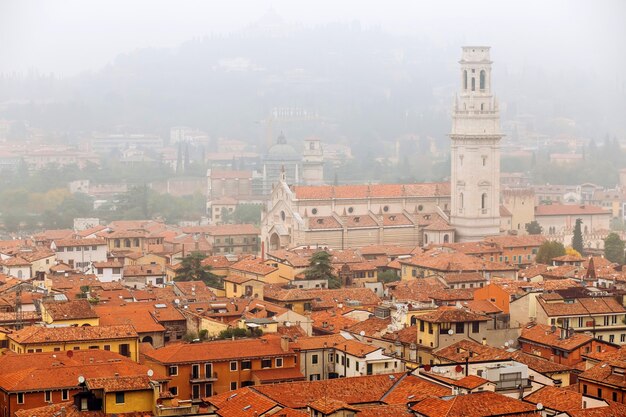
{"left": 0, "top": 2, "right": 626, "bottom": 417}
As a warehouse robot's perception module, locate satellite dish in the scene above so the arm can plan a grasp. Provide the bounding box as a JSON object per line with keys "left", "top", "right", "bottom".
{"left": 78, "top": 375, "right": 85, "bottom": 384}
{"left": 67, "top": 350, "right": 74, "bottom": 358}
{"left": 508, "top": 339, "right": 514, "bottom": 346}
{"left": 432, "top": 366, "right": 440, "bottom": 373}
{"left": 174, "top": 299, "right": 180, "bottom": 305}
{"left": 447, "top": 329, "right": 454, "bottom": 335}
{"left": 285, "top": 321, "right": 291, "bottom": 328}
{"left": 504, "top": 342, "right": 509, "bottom": 347}
{"left": 536, "top": 403, "right": 544, "bottom": 410}
{"left": 147, "top": 369, "right": 154, "bottom": 377}
{"left": 359, "top": 330, "right": 366, "bottom": 337}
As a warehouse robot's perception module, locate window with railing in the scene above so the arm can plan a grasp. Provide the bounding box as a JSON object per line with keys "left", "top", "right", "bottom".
{"left": 496, "top": 372, "right": 527, "bottom": 390}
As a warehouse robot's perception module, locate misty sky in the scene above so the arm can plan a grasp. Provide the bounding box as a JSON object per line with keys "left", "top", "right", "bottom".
{"left": 1, "top": 0, "right": 625, "bottom": 77}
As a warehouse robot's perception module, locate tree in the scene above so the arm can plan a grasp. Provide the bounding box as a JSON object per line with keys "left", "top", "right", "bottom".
{"left": 525, "top": 221, "right": 543, "bottom": 235}
{"left": 304, "top": 251, "right": 340, "bottom": 288}
{"left": 378, "top": 270, "right": 400, "bottom": 283}
{"left": 536, "top": 241, "right": 566, "bottom": 264}
{"left": 222, "top": 204, "right": 263, "bottom": 225}
{"left": 572, "top": 218, "right": 584, "bottom": 255}
{"left": 565, "top": 247, "right": 581, "bottom": 258}
{"left": 174, "top": 252, "right": 221, "bottom": 288}
{"left": 604, "top": 232, "right": 625, "bottom": 264}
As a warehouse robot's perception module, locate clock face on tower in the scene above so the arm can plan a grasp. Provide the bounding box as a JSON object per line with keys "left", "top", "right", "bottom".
{"left": 450, "top": 46, "right": 503, "bottom": 242}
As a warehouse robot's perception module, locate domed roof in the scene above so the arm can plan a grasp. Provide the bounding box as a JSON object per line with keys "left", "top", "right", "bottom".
{"left": 265, "top": 132, "right": 301, "bottom": 161}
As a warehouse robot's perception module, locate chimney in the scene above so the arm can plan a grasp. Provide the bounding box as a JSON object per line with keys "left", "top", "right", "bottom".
{"left": 60, "top": 407, "right": 66, "bottom": 417}
{"left": 280, "top": 335, "right": 290, "bottom": 352}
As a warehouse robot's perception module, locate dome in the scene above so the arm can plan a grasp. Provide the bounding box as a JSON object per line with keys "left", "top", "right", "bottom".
{"left": 265, "top": 132, "right": 301, "bottom": 161}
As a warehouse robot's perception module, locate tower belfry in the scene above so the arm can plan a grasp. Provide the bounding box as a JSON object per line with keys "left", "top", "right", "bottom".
{"left": 450, "top": 46, "right": 502, "bottom": 241}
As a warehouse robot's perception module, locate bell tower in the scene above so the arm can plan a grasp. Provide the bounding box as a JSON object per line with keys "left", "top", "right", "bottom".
{"left": 450, "top": 46, "right": 502, "bottom": 242}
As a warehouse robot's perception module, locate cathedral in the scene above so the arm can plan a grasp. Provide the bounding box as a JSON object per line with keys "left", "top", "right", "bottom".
{"left": 261, "top": 47, "right": 502, "bottom": 250}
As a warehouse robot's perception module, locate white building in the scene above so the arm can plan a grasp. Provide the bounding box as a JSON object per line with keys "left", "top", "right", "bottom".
{"left": 450, "top": 46, "right": 502, "bottom": 241}
{"left": 51, "top": 238, "right": 108, "bottom": 272}
{"left": 92, "top": 261, "right": 124, "bottom": 283}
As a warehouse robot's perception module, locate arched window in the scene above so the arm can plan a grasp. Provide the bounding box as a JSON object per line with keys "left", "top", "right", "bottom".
{"left": 17, "top": 270, "right": 23, "bottom": 279}
{"left": 480, "top": 70, "right": 486, "bottom": 90}
{"left": 459, "top": 193, "right": 464, "bottom": 210}
{"left": 480, "top": 103, "right": 484, "bottom": 111}
{"left": 443, "top": 234, "right": 450, "bottom": 243}
{"left": 463, "top": 70, "right": 468, "bottom": 90}
{"left": 424, "top": 234, "right": 428, "bottom": 245}
{"left": 124, "top": 239, "right": 131, "bottom": 248}
{"left": 471, "top": 77, "right": 475, "bottom": 91}
{"left": 481, "top": 193, "right": 487, "bottom": 210}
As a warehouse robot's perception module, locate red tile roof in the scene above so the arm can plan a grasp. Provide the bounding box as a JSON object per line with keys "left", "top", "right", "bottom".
{"left": 142, "top": 336, "right": 292, "bottom": 364}
{"left": 252, "top": 373, "right": 403, "bottom": 408}
{"left": 292, "top": 182, "right": 450, "bottom": 200}
{"left": 523, "top": 386, "right": 583, "bottom": 412}
{"left": 9, "top": 324, "right": 138, "bottom": 344}
{"left": 411, "top": 391, "right": 538, "bottom": 417}
{"left": 519, "top": 323, "right": 592, "bottom": 351}
{"left": 42, "top": 300, "right": 98, "bottom": 320}
{"left": 535, "top": 204, "right": 609, "bottom": 216}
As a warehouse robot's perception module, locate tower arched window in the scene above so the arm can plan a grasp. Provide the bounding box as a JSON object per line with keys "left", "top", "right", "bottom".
{"left": 481, "top": 193, "right": 487, "bottom": 210}
{"left": 443, "top": 234, "right": 450, "bottom": 243}
{"left": 480, "top": 70, "right": 486, "bottom": 90}
{"left": 463, "top": 70, "right": 468, "bottom": 90}
{"left": 471, "top": 77, "right": 475, "bottom": 92}
{"left": 459, "top": 193, "right": 464, "bottom": 210}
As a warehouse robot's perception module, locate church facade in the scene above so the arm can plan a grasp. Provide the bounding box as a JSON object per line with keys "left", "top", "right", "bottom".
{"left": 261, "top": 47, "right": 503, "bottom": 250}
{"left": 261, "top": 172, "right": 451, "bottom": 250}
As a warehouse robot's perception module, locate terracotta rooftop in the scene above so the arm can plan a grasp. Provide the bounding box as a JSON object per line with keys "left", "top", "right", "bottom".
{"left": 418, "top": 306, "right": 490, "bottom": 323}
{"left": 53, "top": 238, "right": 106, "bottom": 247}
{"left": 0, "top": 350, "right": 164, "bottom": 393}
{"left": 578, "top": 359, "right": 626, "bottom": 389}
{"left": 86, "top": 374, "right": 152, "bottom": 392}
{"left": 400, "top": 249, "right": 516, "bottom": 272}
{"left": 231, "top": 257, "right": 278, "bottom": 276}
{"left": 142, "top": 336, "right": 293, "bottom": 364}
{"left": 410, "top": 391, "right": 537, "bottom": 417}
{"left": 535, "top": 204, "right": 609, "bottom": 216}
{"left": 42, "top": 299, "right": 98, "bottom": 320}
{"left": 380, "top": 374, "right": 450, "bottom": 405}
{"left": 538, "top": 296, "right": 626, "bottom": 317}
{"left": 308, "top": 398, "right": 358, "bottom": 414}
{"left": 523, "top": 386, "right": 583, "bottom": 412}
{"left": 292, "top": 182, "right": 450, "bottom": 200}
{"left": 434, "top": 339, "right": 512, "bottom": 363}
{"left": 519, "top": 323, "right": 592, "bottom": 351}
{"left": 252, "top": 373, "right": 404, "bottom": 408}
{"left": 8, "top": 324, "right": 138, "bottom": 344}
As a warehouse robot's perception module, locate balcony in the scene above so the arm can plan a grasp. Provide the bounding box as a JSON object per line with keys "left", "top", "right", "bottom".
{"left": 495, "top": 378, "right": 531, "bottom": 391}
{"left": 189, "top": 371, "right": 218, "bottom": 383}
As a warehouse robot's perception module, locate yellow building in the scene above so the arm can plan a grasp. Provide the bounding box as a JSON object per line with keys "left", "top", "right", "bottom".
{"left": 40, "top": 299, "right": 100, "bottom": 326}
{"left": 229, "top": 257, "right": 285, "bottom": 284}
{"left": 8, "top": 324, "right": 140, "bottom": 361}
{"left": 0, "top": 326, "right": 10, "bottom": 353}
{"left": 223, "top": 275, "right": 265, "bottom": 299}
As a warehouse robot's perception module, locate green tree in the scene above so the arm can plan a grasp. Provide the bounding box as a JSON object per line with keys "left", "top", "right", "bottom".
{"left": 378, "top": 270, "right": 400, "bottom": 283}
{"left": 572, "top": 218, "right": 584, "bottom": 255}
{"left": 174, "top": 252, "right": 221, "bottom": 288}
{"left": 525, "top": 221, "right": 543, "bottom": 235}
{"left": 222, "top": 204, "right": 263, "bottom": 225}
{"left": 304, "top": 251, "right": 340, "bottom": 288}
{"left": 604, "top": 232, "right": 625, "bottom": 264}
{"left": 536, "top": 241, "right": 566, "bottom": 264}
